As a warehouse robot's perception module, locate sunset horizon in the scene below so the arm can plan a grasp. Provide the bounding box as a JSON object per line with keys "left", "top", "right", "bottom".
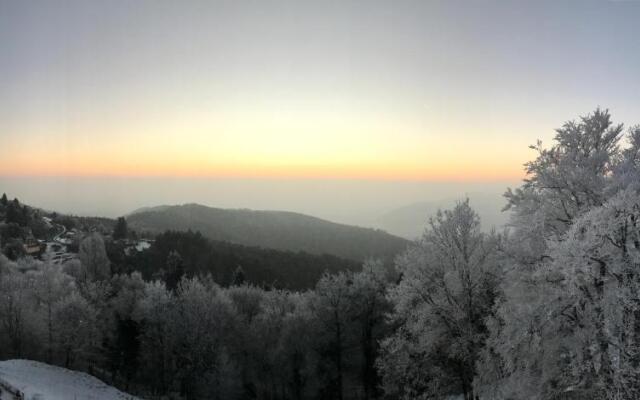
{"left": 3, "top": 1, "right": 639, "bottom": 183}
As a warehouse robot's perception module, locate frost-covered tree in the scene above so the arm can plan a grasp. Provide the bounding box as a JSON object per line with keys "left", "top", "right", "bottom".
{"left": 379, "top": 200, "right": 500, "bottom": 400}
{"left": 133, "top": 280, "right": 178, "bottom": 395}
{"left": 105, "top": 272, "right": 146, "bottom": 387}
{"left": 53, "top": 291, "right": 98, "bottom": 368}
{"left": 277, "top": 293, "right": 318, "bottom": 400}
{"left": 226, "top": 283, "right": 266, "bottom": 397}
{"left": 311, "top": 271, "right": 353, "bottom": 400}
{"left": 477, "top": 110, "right": 640, "bottom": 399}
{"left": 29, "top": 262, "right": 75, "bottom": 363}
{"left": 504, "top": 109, "right": 624, "bottom": 265}
{"left": 173, "top": 276, "right": 239, "bottom": 399}
{"left": 481, "top": 189, "right": 640, "bottom": 399}
{"left": 610, "top": 125, "right": 640, "bottom": 194}
{"left": 350, "top": 260, "right": 393, "bottom": 400}
{"left": 0, "top": 264, "right": 35, "bottom": 358}
{"left": 78, "top": 233, "right": 111, "bottom": 281}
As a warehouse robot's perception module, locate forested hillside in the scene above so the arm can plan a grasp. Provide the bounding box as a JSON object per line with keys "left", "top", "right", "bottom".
{"left": 127, "top": 204, "right": 409, "bottom": 261}
{"left": 115, "top": 230, "right": 361, "bottom": 290}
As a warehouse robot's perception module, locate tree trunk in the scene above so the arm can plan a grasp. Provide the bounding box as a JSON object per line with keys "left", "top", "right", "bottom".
{"left": 335, "top": 314, "right": 344, "bottom": 400}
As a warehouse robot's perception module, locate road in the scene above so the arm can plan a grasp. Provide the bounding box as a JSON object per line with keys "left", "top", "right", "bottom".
{"left": 52, "top": 223, "right": 66, "bottom": 243}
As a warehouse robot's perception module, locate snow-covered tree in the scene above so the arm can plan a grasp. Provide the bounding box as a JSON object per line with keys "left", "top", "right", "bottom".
{"left": 173, "top": 276, "right": 239, "bottom": 399}
{"left": 504, "top": 109, "right": 624, "bottom": 266}
{"left": 349, "top": 260, "right": 394, "bottom": 400}
{"left": 379, "top": 200, "right": 501, "bottom": 400}
{"left": 53, "top": 291, "right": 99, "bottom": 368}
{"left": 28, "top": 262, "right": 75, "bottom": 363}
{"left": 477, "top": 110, "right": 640, "bottom": 399}
{"left": 481, "top": 189, "right": 640, "bottom": 399}
{"left": 0, "top": 265, "right": 36, "bottom": 358}
{"left": 311, "top": 271, "right": 353, "bottom": 400}
{"left": 133, "top": 280, "right": 178, "bottom": 394}
{"left": 78, "top": 233, "right": 111, "bottom": 281}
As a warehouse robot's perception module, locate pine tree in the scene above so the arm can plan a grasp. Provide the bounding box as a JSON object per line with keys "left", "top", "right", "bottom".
{"left": 231, "top": 265, "right": 246, "bottom": 286}
{"left": 113, "top": 217, "right": 128, "bottom": 240}
{"left": 164, "top": 251, "right": 184, "bottom": 292}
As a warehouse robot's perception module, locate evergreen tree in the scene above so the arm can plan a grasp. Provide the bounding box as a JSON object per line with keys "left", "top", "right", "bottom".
{"left": 231, "top": 265, "right": 246, "bottom": 286}
{"left": 6, "top": 199, "right": 24, "bottom": 226}
{"left": 164, "top": 250, "right": 184, "bottom": 292}
{"left": 113, "top": 217, "right": 128, "bottom": 240}
{"left": 0, "top": 193, "right": 7, "bottom": 206}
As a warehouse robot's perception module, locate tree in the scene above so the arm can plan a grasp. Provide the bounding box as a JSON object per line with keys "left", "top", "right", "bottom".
{"left": 164, "top": 250, "right": 184, "bottom": 292}
{"left": 0, "top": 193, "right": 7, "bottom": 206}
{"left": 2, "top": 238, "right": 25, "bottom": 260}
{"left": 0, "top": 267, "right": 34, "bottom": 358}
{"left": 278, "top": 293, "right": 318, "bottom": 400}
{"left": 29, "top": 262, "right": 75, "bottom": 363}
{"left": 113, "top": 217, "right": 129, "bottom": 240}
{"left": 349, "top": 260, "right": 393, "bottom": 400}
{"left": 311, "top": 272, "right": 353, "bottom": 400}
{"left": 232, "top": 265, "right": 246, "bottom": 286}
{"left": 476, "top": 110, "right": 640, "bottom": 399}
{"left": 6, "top": 199, "right": 26, "bottom": 226}
{"left": 503, "top": 108, "right": 624, "bottom": 264}
{"left": 133, "top": 280, "right": 178, "bottom": 395}
{"left": 106, "top": 273, "right": 146, "bottom": 387}
{"left": 173, "top": 276, "right": 239, "bottom": 399}
{"left": 78, "top": 233, "right": 111, "bottom": 281}
{"left": 53, "top": 291, "right": 98, "bottom": 368}
{"left": 480, "top": 189, "right": 640, "bottom": 400}
{"left": 379, "top": 200, "right": 500, "bottom": 400}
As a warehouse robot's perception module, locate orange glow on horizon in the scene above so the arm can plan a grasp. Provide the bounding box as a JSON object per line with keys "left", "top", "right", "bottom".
{"left": 0, "top": 157, "right": 525, "bottom": 182}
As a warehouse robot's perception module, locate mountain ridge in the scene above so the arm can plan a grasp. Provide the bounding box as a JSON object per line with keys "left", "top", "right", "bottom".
{"left": 127, "top": 203, "right": 409, "bottom": 262}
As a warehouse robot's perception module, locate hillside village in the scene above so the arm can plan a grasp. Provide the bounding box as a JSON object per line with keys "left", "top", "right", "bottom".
{"left": 0, "top": 194, "right": 152, "bottom": 267}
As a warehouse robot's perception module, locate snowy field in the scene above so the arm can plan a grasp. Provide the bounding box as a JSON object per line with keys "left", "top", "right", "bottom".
{"left": 0, "top": 360, "right": 138, "bottom": 400}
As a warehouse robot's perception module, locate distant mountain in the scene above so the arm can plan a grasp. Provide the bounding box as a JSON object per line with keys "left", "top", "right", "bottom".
{"left": 126, "top": 205, "right": 171, "bottom": 216}
{"left": 127, "top": 203, "right": 409, "bottom": 261}
{"left": 376, "top": 194, "right": 510, "bottom": 239}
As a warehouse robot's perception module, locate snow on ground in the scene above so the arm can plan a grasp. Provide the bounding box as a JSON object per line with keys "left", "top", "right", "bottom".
{"left": 0, "top": 360, "right": 139, "bottom": 400}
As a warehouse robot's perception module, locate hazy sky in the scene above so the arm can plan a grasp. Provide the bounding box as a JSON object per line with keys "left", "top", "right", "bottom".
{"left": 2, "top": 0, "right": 639, "bottom": 180}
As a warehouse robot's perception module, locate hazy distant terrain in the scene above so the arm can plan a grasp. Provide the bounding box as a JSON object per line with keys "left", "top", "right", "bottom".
{"left": 376, "top": 193, "right": 510, "bottom": 239}
{"left": 127, "top": 203, "right": 410, "bottom": 261}
{"left": 0, "top": 176, "right": 515, "bottom": 227}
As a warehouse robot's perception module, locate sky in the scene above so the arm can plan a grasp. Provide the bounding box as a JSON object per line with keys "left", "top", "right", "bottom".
{"left": 0, "top": 0, "right": 639, "bottom": 224}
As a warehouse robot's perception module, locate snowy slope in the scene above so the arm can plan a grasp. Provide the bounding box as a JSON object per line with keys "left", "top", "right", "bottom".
{"left": 0, "top": 360, "right": 139, "bottom": 400}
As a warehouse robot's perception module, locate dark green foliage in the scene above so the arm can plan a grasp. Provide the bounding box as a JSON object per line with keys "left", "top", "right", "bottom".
{"left": 231, "top": 265, "right": 246, "bottom": 286}
{"left": 126, "top": 204, "right": 409, "bottom": 262}
{"left": 113, "top": 217, "right": 128, "bottom": 240}
{"left": 6, "top": 199, "right": 29, "bottom": 226}
{"left": 164, "top": 250, "right": 184, "bottom": 291}
{"left": 106, "top": 240, "right": 129, "bottom": 275}
{"left": 3, "top": 238, "right": 26, "bottom": 260}
{"left": 0, "top": 193, "right": 7, "bottom": 206}
{"left": 0, "top": 223, "right": 27, "bottom": 243}
{"left": 107, "top": 317, "right": 140, "bottom": 388}
{"left": 126, "top": 230, "right": 361, "bottom": 290}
